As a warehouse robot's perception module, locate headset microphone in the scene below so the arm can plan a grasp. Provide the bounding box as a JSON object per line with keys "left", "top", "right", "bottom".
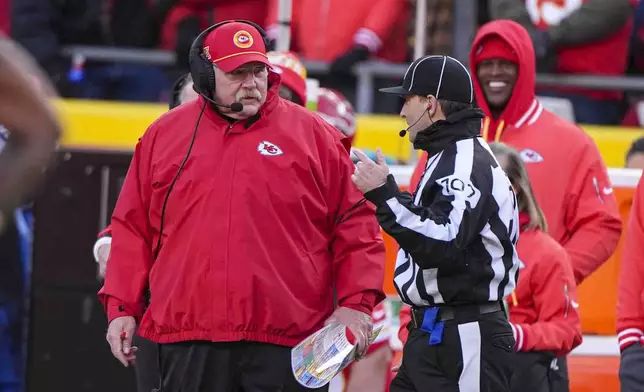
{"left": 199, "top": 93, "right": 244, "bottom": 112}
{"left": 399, "top": 108, "right": 429, "bottom": 137}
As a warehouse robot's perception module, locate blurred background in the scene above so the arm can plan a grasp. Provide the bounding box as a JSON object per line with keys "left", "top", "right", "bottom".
{"left": 1, "top": 0, "right": 644, "bottom": 391}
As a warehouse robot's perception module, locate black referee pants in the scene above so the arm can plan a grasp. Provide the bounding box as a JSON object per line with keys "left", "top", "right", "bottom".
{"left": 156, "top": 340, "right": 328, "bottom": 392}
{"left": 391, "top": 307, "right": 515, "bottom": 392}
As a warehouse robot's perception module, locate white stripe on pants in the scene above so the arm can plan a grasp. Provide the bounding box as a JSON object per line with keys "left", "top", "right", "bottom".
{"left": 458, "top": 322, "right": 482, "bottom": 391}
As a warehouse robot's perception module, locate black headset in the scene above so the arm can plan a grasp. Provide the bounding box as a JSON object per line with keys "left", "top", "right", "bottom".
{"left": 188, "top": 19, "right": 269, "bottom": 99}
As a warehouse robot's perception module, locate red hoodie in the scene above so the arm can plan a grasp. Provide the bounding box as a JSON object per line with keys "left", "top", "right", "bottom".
{"left": 399, "top": 215, "right": 583, "bottom": 357}
{"left": 411, "top": 20, "right": 622, "bottom": 284}
{"left": 98, "top": 73, "right": 386, "bottom": 346}
{"left": 617, "top": 175, "right": 644, "bottom": 351}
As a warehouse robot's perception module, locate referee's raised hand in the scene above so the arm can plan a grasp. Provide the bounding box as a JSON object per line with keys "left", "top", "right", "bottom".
{"left": 351, "top": 149, "right": 389, "bottom": 194}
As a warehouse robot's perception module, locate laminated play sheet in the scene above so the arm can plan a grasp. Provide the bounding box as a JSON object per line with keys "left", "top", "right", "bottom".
{"left": 291, "top": 323, "right": 383, "bottom": 389}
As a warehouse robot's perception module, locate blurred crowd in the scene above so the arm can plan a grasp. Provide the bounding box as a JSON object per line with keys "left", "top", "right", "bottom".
{"left": 0, "top": 0, "right": 643, "bottom": 125}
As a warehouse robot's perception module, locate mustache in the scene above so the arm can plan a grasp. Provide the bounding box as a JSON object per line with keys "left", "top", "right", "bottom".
{"left": 235, "top": 89, "right": 261, "bottom": 101}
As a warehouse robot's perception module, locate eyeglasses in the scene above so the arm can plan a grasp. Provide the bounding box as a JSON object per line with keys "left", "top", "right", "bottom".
{"left": 224, "top": 64, "right": 269, "bottom": 82}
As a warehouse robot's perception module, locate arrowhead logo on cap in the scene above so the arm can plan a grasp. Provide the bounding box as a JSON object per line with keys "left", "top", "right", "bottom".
{"left": 233, "top": 30, "right": 254, "bottom": 49}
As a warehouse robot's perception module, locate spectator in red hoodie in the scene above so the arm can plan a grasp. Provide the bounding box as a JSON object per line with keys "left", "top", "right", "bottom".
{"left": 617, "top": 174, "right": 644, "bottom": 392}
{"left": 410, "top": 19, "right": 622, "bottom": 285}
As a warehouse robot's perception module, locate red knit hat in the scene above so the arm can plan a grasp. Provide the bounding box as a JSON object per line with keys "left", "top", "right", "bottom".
{"left": 474, "top": 35, "right": 518, "bottom": 64}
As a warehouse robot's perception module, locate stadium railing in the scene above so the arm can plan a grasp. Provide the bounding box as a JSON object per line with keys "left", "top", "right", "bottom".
{"left": 61, "top": 45, "right": 644, "bottom": 114}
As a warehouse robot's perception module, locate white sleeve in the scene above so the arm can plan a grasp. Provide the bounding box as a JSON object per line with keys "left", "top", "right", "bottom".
{"left": 92, "top": 236, "right": 112, "bottom": 263}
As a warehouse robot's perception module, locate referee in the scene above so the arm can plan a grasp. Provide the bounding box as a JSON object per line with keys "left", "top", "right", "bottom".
{"left": 351, "top": 55, "right": 520, "bottom": 392}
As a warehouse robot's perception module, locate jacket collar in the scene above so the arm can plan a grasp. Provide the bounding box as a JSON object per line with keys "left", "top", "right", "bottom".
{"left": 413, "top": 108, "right": 485, "bottom": 156}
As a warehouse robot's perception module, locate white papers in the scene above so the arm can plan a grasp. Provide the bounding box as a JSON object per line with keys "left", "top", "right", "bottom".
{"left": 291, "top": 324, "right": 383, "bottom": 389}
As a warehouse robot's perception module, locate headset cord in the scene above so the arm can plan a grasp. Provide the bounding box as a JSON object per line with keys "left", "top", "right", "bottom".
{"left": 153, "top": 100, "right": 207, "bottom": 260}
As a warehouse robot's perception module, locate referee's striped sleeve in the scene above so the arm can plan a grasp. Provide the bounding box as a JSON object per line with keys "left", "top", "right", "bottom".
{"left": 364, "top": 140, "right": 489, "bottom": 268}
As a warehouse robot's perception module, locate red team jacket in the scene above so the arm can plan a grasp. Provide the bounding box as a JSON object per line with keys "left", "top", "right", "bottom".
{"left": 399, "top": 215, "right": 582, "bottom": 356}
{"left": 617, "top": 176, "right": 644, "bottom": 351}
{"left": 98, "top": 72, "right": 386, "bottom": 347}
{"left": 411, "top": 20, "right": 621, "bottom": 284}
{"left": 508, "top": 217, "right": 582, "bottom": 356}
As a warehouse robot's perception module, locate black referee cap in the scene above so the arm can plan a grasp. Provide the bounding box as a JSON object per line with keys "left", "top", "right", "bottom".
{"left": 379, "top": 55, "right": 473, "bottom": 104}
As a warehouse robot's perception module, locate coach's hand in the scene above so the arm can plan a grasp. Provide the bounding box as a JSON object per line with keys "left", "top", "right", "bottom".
{"left": 325, "top": 307, "right": 373, "bottom": 360}
{"left": 106, "top": 316, "right": 138, "bottom": 367}
{"left": 351, "top": 149, "right": 389, "bottom": 194}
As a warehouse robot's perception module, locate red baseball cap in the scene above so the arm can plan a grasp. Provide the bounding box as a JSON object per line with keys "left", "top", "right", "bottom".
{"left": 202, "top": 21, "right": 270, "bottom": 72}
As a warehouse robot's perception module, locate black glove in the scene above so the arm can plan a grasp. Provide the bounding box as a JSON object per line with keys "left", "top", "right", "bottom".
{"left": 329, "top": 45, "right": 370, "bottom": 76}
{"left": 529, "top": 29, "right": 558, "bottom": 73}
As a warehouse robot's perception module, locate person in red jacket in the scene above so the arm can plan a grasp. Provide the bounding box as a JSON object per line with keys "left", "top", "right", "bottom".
{"left": 410, "top": 19, "right": 621, "bottom": 285}
{"left": 617, "top": 175, "right": 644, "bottom": 392}
{"left": 99, "top": 21, "right": 385, "bottom": 391}
{"left": 489, "top": 142, "right": 582, "bottom": 392}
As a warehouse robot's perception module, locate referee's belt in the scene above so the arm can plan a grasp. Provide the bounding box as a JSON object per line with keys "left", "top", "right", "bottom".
{"left": 410, "top": 302, "right": 502, "bottom": 329}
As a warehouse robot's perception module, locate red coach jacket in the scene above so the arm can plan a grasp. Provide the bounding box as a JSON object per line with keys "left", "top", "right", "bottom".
{"left": 412, "top": 20, "right": 622, "bottom": 284}
{"left": 398, "top": 214, "right": 582, "bottom": 357}
{"left": 98, "top": 72, "right": 386, "bottom": 347}
{"left": 617, "top": 175, "right": 644, "bottom": 352}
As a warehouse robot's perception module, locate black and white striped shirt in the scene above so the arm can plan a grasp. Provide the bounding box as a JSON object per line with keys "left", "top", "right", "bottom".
{"left": 364, "top": 123, "right": 520, "bottom": 307}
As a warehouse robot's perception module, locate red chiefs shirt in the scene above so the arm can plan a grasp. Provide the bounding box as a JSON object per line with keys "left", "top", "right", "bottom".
{"left": 527, "top": 0, "right": 634, "bottom": 101}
